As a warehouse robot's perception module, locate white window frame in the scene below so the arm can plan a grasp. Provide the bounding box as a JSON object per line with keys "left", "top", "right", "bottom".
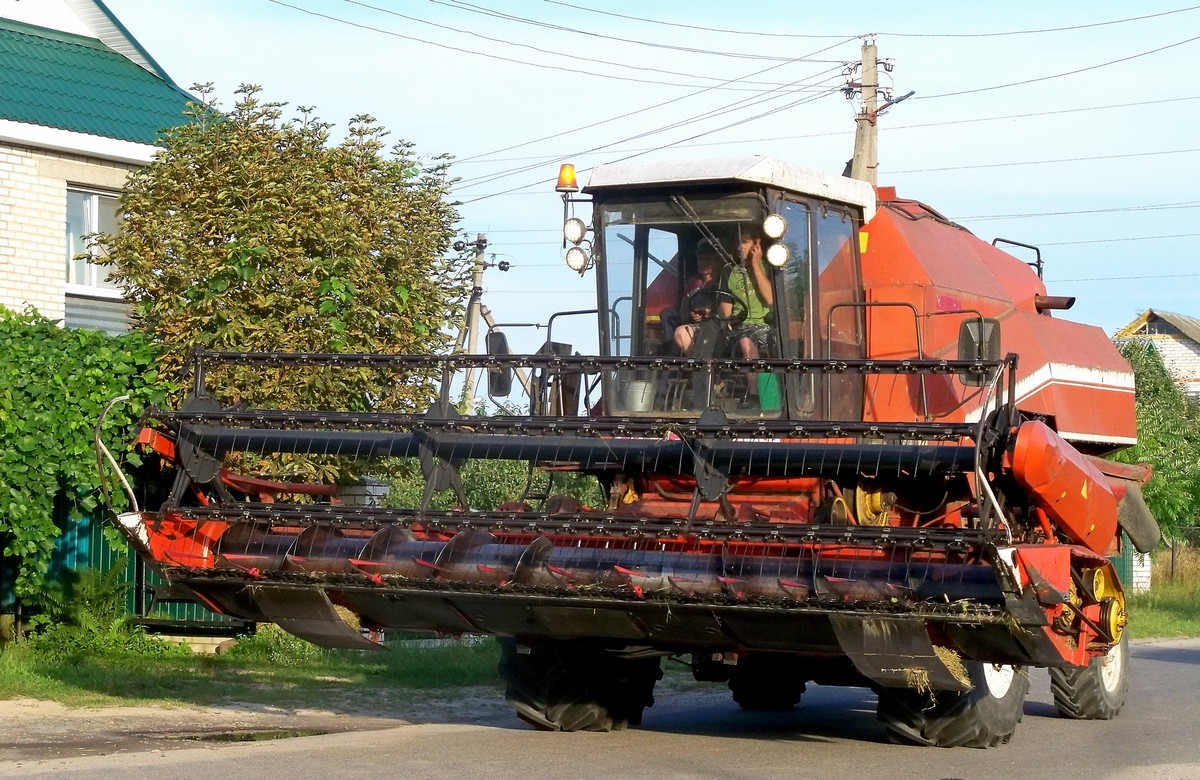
{"left": 65, "top": 187, "right": 122, "bottom": 300}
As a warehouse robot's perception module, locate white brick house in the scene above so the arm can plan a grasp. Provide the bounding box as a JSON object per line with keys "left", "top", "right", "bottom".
{"left": 1115, "top": 310, "right": 1200, "bottom": 399}
{"left": 0, "top": 0, "right": 191, "bottom": 334}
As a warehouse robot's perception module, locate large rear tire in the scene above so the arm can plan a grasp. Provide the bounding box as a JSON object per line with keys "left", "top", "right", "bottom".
{"left": 876, "top": 662, "right": 1029, "bottom": 748}
{"left": 497, "top": 639, "right": 662, "bottom": 732}
{"left": 1050, "top": 633, "right": 1129, "bottom": 719}
{"left": 728, "top": 653, "right": 805, "bottom": 711}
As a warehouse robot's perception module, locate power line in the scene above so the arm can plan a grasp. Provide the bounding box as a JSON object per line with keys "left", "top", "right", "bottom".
{"left": 542, "top": 0, "right": 854, "bottom": 39}
{"left": 889, "top": 147, "right": 1200, "bottom": 174}
{"left": 451, "top": 94, "right": 1200, "bottom": 165}
{"left": 915, "top": 33, "right": 1200, "bottom": 99}
{"left": 1049, "top": 272, "right": 1200, "bottom": 283}
{"left": 464, "top": 231, "right": 1200, "bottom": 251}
{"left": 474, "top": 289, "right": 595, "bottom": 294}
{"left": 266, "top": 0, "right": 799, "bottom": 91}
{"left": 456, "top": 59, "right": 844, "bottom": 164}
{"left": 492, "top": 273, "right": 1200, "bottom": 291}
{"left": 959, "top": 201, "right": 1200, "bottom": 222}
{"left": 456, "top": 70, "right": 846, "bottom": 189}
{"left": 455, "top": 65, "right": 847, "bottom": 172}
{"left": 884, "top": 5, "right": 1200, "bottom": 37}
{"left": 453, "top": 42, "right": 854, "bottom": 164}
{"left": 459, "top": 85, "right": 845, "bottom": 203}
{"left": 435, "top": 0, "right": 843, "bottom": 62}
{"left": 1038, "top": 233, "right": 1200, "bottom": 246}
{"left": 453, "top": 60, "right": 849, "bottom": 170}
{"left": 478, "top": 274, "right": 1200, "bottom": 293}
{"left": 543, "top": 1, "right": 1200, "bottom": 40}
{"left": 342, "top": 0, "right": 809, "bottom": 88}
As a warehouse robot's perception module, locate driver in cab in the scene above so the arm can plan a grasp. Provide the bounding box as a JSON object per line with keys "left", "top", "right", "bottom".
{"left": 673, "top": 239, "right": 722, "bottom": 355}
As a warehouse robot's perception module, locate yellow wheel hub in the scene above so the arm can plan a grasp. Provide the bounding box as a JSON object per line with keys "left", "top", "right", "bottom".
{"left": 1099, "top": 596, "right": 1127, "bottom": 645}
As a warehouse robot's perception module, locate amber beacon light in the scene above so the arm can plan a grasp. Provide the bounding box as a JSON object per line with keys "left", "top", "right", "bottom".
{"left": 555, "top": 163, "right": 579, "bottom": 193}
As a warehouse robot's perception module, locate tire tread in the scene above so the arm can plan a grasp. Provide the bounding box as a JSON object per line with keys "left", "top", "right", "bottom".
{"left": 876, "top": 663, "right": 1029, "bottom": 749}
{"left": 498, "top": 639, "right": 661, "bottom": 732}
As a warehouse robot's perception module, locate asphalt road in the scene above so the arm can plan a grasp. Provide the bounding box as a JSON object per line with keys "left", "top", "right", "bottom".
{"left": 3, "top": 637, "right": 1198, "bottom": 780}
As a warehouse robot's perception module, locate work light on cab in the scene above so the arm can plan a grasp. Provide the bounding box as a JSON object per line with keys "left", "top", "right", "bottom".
{"left": 564, "top": 217, "right": 587, "bottom": 245}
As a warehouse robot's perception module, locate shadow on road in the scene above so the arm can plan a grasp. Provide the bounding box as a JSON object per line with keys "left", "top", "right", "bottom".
{"left": 631, "top": 684, "right": 888, "bottom": 746}
{"left": 1132, "top": 642, "right": 1200, "bottom": 666}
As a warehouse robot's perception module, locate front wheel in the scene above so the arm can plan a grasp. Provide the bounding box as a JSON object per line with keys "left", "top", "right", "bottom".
{"left": 1050, "top": 633, "right": 1129, "bottom": 719}
{"left": 498, "top": 639, "right": 662, "bottom": 732}
{"left": 728, "top": 653, "right": 805, "bottom": 711}
{"left": 876, "top": 662, "right": 1029, "bottom": 748}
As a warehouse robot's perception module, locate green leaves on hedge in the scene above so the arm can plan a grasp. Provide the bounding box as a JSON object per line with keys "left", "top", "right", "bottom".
{"left": 0, "top": 308, "right": 173, "bottom": 596}
{"left": 1113, "top": 340, "right": 1200, "bottom": 539}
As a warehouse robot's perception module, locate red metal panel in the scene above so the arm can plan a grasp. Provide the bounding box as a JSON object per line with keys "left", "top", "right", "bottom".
{"left": 1008, "top": 422, "right": 1119, "bottom": 555}
{"left": 856, "top": 199, "right": 1136, "bottom": 447}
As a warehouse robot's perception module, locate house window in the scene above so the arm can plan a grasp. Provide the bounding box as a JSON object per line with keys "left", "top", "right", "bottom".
{"left": 65, "top": 188, "right": 120, "bottom": 295}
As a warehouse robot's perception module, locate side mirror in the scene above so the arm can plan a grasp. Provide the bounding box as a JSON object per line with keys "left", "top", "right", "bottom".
{"left": 485, "top": 330, "right": 513, "bottom": 397}
{"left": 958, "top": 318, "right": 1000, "bottom": 387}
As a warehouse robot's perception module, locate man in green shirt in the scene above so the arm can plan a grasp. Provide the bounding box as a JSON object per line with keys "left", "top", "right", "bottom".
{"left": 719, "top": 229, "right": 774, "bottom": 359}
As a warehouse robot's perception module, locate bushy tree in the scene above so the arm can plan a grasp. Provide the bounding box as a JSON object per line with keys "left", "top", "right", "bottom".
{"left": 96, "top": 85, "right": 464, "bottom": 412}
{"left": 1113, "top": 339, "right": 1200, "bottom": 539}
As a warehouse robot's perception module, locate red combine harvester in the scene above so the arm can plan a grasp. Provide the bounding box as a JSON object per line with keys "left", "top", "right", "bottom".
{"left": 105, "top": 157, "right": 1158, "bottom": 747}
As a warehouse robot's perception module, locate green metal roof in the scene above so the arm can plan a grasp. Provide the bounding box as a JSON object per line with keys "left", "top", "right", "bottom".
{"left": 0, "top": 17, "right": 192, "bottom": 145}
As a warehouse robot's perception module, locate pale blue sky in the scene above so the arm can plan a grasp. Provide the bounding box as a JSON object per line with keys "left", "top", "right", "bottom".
{"left": 104, "top": 0, "right": 1200, "bottom": 351}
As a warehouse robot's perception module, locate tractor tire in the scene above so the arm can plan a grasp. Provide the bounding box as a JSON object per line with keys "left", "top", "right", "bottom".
{"left": 1050, "top": 633, "right": 1129, "bottom": 720}
{"left": 876, "top": 662, "right": 1029, "bottom": 748}
{"left": 497, "top": 638, "right": 662, "bottom": 732}
{"left": 728, "top": 653, "right": 806, "bottom": 711}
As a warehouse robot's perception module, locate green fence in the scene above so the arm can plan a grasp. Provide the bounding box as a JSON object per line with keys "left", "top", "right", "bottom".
{"left": 1110, "top": 534, "right": 1135, "bottom": 584}
{"left": 2, "top": 501, "right": 249, "bottom": 634}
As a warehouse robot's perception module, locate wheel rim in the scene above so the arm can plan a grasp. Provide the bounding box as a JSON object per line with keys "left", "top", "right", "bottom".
{"left": 983, "top": 663, "right": 1016, "bottom": 698}
{"left": 1100, "top": 639, "right": 1125, "bottom": 692}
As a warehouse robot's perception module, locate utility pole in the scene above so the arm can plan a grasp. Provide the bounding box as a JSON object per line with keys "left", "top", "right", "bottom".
{"left": 847, "top": 38, "right": 913, "bottom": 186}
{"left": 849, "top": 37, "right": 879, "bottom": 186}
{"left": 460, "top": 233, "right": 487, "bottom": 408}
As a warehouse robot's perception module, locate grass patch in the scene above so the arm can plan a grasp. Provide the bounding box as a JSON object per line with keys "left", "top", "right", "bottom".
{"left": 0, "top": 626, "right": 502, "bottom": 711}
{"left": 1128, "top": 578, "right": 1200, "bottom": 639}
{"left": 1127, "top": 544, "right": 1200, "bottom": 639}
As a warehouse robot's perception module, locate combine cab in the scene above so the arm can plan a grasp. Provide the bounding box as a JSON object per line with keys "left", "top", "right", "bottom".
{"left": 106, "top": 157, "right": 1158, "bottom": 747}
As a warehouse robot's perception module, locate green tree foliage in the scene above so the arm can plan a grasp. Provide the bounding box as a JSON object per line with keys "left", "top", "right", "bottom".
{"left": 385, "top": 459, "right": 605, "bottom": 512}
{"left": 95, "top": 85, "right": 464, "bottom": 413}
{"left": 0, "top": 308, "right": 171, "bottom": 596}
{"left": 1112, "top": 340, "right": 1200, "bottom": 539}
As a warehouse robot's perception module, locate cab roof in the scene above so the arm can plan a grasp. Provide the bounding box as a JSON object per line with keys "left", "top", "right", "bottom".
{"left": 585, "top": 156, "right": 877, "bottom": 221}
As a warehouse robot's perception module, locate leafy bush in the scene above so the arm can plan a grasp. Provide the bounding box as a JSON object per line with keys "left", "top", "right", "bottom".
{"left": 17, "top": 558, "right": 191, "bottom": 662}
{"left": 0, "top": 308, "right": 173, "bottom": 596}
{"left": 22, "top": 621, "right": 192, "bottom": 663}
{"left": 1113, "top": 340, "right": 1200, "bottom": 539}
{"left": 95, "top": 84, "right": 464, "bottom": 412}
{"left": 23, "top": 556, "right": 130, "bottom": 631}
{"left": 221, "top": 624, "right": 327, "bottom": 666}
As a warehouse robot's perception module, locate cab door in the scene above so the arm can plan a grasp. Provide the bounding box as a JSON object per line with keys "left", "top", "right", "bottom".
{"left": 773, "top": 197, "right": 865, "bottom": 420}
